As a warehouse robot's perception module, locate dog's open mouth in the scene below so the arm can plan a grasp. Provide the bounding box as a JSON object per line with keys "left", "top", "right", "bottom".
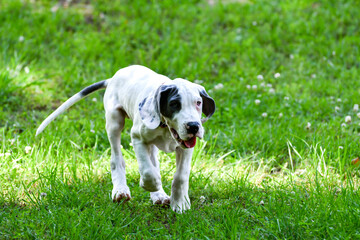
{"left": 170, "top": 128, "right": 197, "bottom": 148}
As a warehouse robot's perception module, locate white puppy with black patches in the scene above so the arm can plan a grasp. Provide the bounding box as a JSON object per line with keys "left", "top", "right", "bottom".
{"left": 36, "top": 65, "right": 215, "bottom": 213}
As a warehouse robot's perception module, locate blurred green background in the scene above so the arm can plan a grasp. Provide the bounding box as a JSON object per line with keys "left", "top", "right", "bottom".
{"left": 1, "top": 0, "right": 360, "bottom": 238}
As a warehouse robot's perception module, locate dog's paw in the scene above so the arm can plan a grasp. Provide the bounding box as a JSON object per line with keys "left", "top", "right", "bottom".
{"left": 112, "top": 186, "right": 131, "bottom": 203}
{"left": 150, "top": 190, "right": 170, "bottom": 206}
{"left": 170, "top": 195, "right": 191, "bottom": 213}
{"left": 139, "top": 170, "right": 162, "bottom": 192}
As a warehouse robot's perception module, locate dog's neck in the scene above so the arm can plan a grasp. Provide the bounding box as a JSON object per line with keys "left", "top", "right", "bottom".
{"left": 159, "top": 116, "right": 168, "bottom": 128}
{"left": 159, "top": 121, "right": 167, "bottom": 128}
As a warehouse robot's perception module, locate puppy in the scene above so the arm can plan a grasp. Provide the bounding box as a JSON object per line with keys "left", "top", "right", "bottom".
{"left": 36, "top": 65, "right": 215, "bottom": 213}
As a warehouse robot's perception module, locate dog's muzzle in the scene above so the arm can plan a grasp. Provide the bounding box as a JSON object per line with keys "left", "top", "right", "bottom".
{"left": 186, "top": 121, "right": 200, "bottom": 135}
{"left": 169, "top": 121, "right": 201, "bottom": 148}
{"left": 170, "top": 128, "right": 197, "bottom": 148}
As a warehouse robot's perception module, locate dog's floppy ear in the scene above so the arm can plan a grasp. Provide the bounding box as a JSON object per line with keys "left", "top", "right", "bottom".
{"left": 197, "top": 86, "right": 216, "bottom": 123}
{"left": 138, "top": 91, "right": 161, "bottom": 129}
{"left": 139, "top": 85, "right": 177, "bottom": 129}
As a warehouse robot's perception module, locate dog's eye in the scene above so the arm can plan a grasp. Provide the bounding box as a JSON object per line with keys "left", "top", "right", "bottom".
{"left": 170, "top": 100, "right": 180, "bottom": 109}
{"left": 196, "top": 101, "right": 202, "bottom": 106}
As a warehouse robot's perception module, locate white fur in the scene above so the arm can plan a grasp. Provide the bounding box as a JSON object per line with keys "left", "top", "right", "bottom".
{"left": 37, "top": 65, "right": 213, "bottom": 213}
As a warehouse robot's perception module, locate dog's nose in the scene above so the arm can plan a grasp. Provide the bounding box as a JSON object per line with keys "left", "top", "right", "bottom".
{"left": 186, "top": 122, "right": 200, "bottom": 134}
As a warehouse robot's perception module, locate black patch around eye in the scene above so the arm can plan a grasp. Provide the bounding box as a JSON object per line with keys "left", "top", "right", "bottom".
{"left": 159, "top": 85, "right": 181, "bottom": 118}
{"left": 169, "top": 100, "right": 181, "bottom": 109}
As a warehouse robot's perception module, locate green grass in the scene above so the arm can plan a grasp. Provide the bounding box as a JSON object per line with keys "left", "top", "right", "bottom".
{"left": 1, "top": 0, "right": 360, "bottom": 238}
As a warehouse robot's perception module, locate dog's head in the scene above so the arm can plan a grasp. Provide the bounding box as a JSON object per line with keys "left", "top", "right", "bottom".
{"left": 139, "top": 78, "right": 215, "bottom": 149}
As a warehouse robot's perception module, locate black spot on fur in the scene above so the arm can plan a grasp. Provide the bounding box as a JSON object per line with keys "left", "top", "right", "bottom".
{"left": 80, "top": 80, "right": 106, "bottom": 96}
{"left": 158, "top": 85, "right": 181, "bottom": 119}
{"left": 139, "top": 97, "right": 147, "bottom": 110}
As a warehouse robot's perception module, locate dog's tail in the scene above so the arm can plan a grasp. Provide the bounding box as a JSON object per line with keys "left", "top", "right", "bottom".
{"left": 36, "top": 79, "right": 109, "bottom": 136}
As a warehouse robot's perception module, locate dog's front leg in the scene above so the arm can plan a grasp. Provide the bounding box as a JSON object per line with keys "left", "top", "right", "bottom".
{"left": 148, "top": 145, "right": 171, "bottom": 205}
{"left": 132, "top": 138, "right": 162, "bottom": 192}
{"left": 171, "top": 147, "right": 194, "bottom": 213}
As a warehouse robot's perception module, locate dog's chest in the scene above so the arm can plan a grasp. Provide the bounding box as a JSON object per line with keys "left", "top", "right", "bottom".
{"left": 149, "top": 129, "right": 179, "bottom": 153}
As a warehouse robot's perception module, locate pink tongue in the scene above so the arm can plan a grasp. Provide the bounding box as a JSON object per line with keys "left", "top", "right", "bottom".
{"left": 184, "top": 137, "right": 197, "bottom": 148}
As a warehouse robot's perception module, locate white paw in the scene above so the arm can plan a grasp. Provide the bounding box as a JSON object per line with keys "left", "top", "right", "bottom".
{"left": 112, "top": 186, "right": 131, "bottom": 202}
{"left": 150, "top": 190, "right": 170, "bottom": 205}
{"left": 170, "top": 195, "right": 191, "bottom": 213}
{"left": 139, "top": 170, "right": 161, "bottom": 192}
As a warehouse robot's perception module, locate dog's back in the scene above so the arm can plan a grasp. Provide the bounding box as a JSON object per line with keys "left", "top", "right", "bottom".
{"left": 104, "top": 65, "right": 171, "bottom": 120}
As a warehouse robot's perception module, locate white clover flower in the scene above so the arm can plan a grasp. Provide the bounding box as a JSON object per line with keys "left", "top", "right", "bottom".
{"left": 51, "top": 4, "right": 59, "bottom": 13}
{"left": 194, "top": 79, "right": 203, "bottom": 84}
{"left": 341, "top": 123, "right": 346, "bottom": 128}
{"left": 255, "top": 99, "right": 261, "bottom": 105}
{"left": 345, "top": 116, "right": 351, "bottom": 123}
{"left": 284, "top": 96, "right": 289, "bottom": 101}
{"left": 24, "top": 66, "right": 30, "bottom": 74}
{"left": 199, "top": 196, "right": 206, "bottom": 204}
{"left": 311, "top": 74, "right": 316, "bottom": 79}
{"left": 353, "top": 104, "right": 359, "bottom": 112}
{"left": 90, "top": 129, "right": 95, "bottom": 133}
{"left": 306, "top": 122, "right": 311, "bottom": 130}
{"left": 257, "top": 75, "right": 264, "bottom": 80}
{"left": 25, "top": 146, "right": 32, "bottom": 154}
{"left": 279, "top": 113, "right": 283, "bottom": 118}
{"left": 1, "top": 152, "right": 11, "bottom": 158}
{"left": 289, "top": 54, "right": 294, "bottom": 59}
{"left": 214, "top": 83, "right": 224, "bottom": 90}
{"left": 92, "top": 97, "right": 97, "bottom": 102}
{"left": 259, "top": 200, "right": 264, "bottom": 205}
{"left": 252, "top": 21, "right": 257, "bottom": 26}
{"left": 19, "top": 36, "right": 25, "bottom": 42}
{"left": 335, "top": 106, "right": 340, "bottom": 112}
{"left": 269, "top": 88, "right": 275, "bottom": 94}
{"left": 261, "top": 112, "right": 268, "bottom": 118}
{"left": 332, "top": 51, "right": 336, "bottom": 56}
{"left": 266, "top": 83, "right": 272, "bottom": 88}
{"left": 252, "top": 85, "right": 257, "bottom": 90}
{"left": 357, "top": 112, "right": 360, "bottom": 118}
{"left": 274, "top": 73, "right": 281, "bottom": 78}
{"left": 337, "top": 98, "right": 342, "bottom": 102}
{"left": 260, "top": 82, "right": 265, "bottom": 87}
{"left": 339, "top": 146, "right": 343, "bottom": 149}
{"left": 246, "top": 85, "right": 251, "bottom": 90}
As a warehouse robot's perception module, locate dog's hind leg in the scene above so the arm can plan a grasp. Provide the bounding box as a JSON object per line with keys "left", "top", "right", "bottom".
{"left": 148, "top": 145, "right": 170, "bottom": 206}
{"left": 106, "top": 107, "right": 131, "bottom": 202}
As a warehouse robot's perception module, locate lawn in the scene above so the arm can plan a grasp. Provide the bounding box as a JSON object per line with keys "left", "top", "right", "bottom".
{"left": 1, "top": 0, "right": 360, "bottom": 238}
